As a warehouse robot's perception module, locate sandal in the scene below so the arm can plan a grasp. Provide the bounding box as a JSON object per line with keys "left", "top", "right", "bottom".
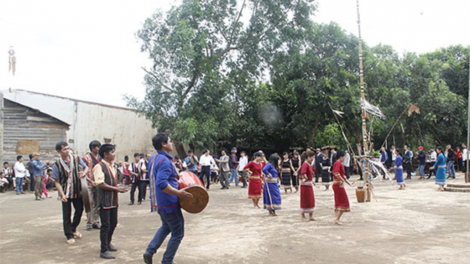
{"left": 67, "top": 238, "right": 76, "bottom": 245}
{"left": 73, "top": 231, "right": 82, "bottom": 239}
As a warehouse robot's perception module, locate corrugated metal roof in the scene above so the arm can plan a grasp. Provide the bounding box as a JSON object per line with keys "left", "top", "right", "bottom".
{"left": 6, "top": 89, "right": 134, "bottom": 111}
{"left": 3, "top": 98, "right": 71, "bottom": 126}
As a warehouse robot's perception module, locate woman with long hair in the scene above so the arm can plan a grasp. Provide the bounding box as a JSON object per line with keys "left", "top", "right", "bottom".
{"left": 321, "top": 153, "right": 331, "bottom": 190}
{"left": 262, "top": 154, "right": 282, "bottom": 216}
{"left": 332, "top": 151, "right": 355, "bottom": 225}
{"left": 244, "top": 152, "right": 265, "bottom": 208}
{"left": 280, "top": 152, "right": 292, "bottom": 194}
{"left": 430, "top": 146, "right": 447, "bottom": 191}
{"left": 300, "top": 151, "right": 317, "bottom": 221}
{"left": 290, "top": 152, "right": 301, "bottom": 193}
{"left": 389, "top": 149, "right": 406, "bottom": 190}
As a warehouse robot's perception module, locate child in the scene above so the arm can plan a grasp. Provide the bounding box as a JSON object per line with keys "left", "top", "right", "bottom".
{"left": 0, "top": 172, "right": 9, "bottom": 192}
{"left": 42, "top": 168, "right": 53, "bottom": 198}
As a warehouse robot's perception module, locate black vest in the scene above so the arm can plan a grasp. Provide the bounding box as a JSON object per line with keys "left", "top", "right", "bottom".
{"left": 98, "top": 162, "right": 118, "bottom": 209}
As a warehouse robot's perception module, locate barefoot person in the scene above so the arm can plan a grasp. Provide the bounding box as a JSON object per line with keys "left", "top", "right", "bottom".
{"left": 244, "top": 152, "right": 264, "bottom": 208}
{"left": 280, "top": 152, "right": 292, "bottom": 194}
{"left": 143, "top": 133, "right": 193, "bottom": 264}
{"left": 51, "top": 141, "right": 87, "bottom": 245}
{"left": 300, "top": 150, "right": 316, "bottom": 222}
{"left": 290, "top": 152, "right": 301, "bottom": 193}
{"left": 389, "top": 149, "right": 406, "bottom": 190}
{"left": 93, "top": 144, "right": 128, "bottom": 259}
{"left": 332, "top": 151, "right": 355, "bottom": 225}
{"left": 430, "top": 146, "right": 447, "bottom": 192}
{"left": 262, "top": 154, "right": 282, "bottom": 216}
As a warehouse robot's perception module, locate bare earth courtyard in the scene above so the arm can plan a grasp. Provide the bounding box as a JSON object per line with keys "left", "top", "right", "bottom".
{"left": 1, "top": 173, "right": 469, "bottom": 264}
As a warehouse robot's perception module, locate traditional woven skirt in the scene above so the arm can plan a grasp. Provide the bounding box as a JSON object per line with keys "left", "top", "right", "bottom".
{"left": 281, "top": 170, "right": 291, "bottom": 187}
{"left": 248, "top": 176, "right": 262, "bottom": 199}
{"left": 396, "top": 168, "right": 405, "bottom": 186}
{"left": 263, "top": 178, "right": 281, "bottom": 210}
{"left": 333, "top": 184, "right": 350, "bottom": 212}
{"left": 435, "top": 167, "right": 446, "bottom": 186}
{"left": 291, "top": 174, "right": 299, "bottom": 188}
{"left": 300, "top": 181, "right": 315, "bottom": 213}
{"left": 321, "top": 170, "right": 330, "bottom": 183}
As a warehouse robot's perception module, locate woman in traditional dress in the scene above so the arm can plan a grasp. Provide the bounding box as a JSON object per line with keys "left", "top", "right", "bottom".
{"left": 321, "top": 153, "right": 331, "bottom": 190}
{"left": 280, "top": 152, "right": 292, "bottom": 194}
{"left": 262, "top": 154, "right": 282, "bottom": 216}
{"left": 332, "top": 151, "right": 355, "bottom": 225}
{"left": 290, "top": 152, "right": 301, "bottom": 193}
{"left": 300, "top": 151, "right": 317, "bottom": 221}
{"left": 430, "top": 146, "right": 446, "bottom": 191}
{"left": 389, "top": 149, "right": 405, "bottom": 190}
{"left": 244, "top": 152, "right": 264, "bottom": 208}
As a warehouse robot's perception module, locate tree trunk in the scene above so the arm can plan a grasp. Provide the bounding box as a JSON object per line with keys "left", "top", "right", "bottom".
{"left": 174, "top": 140, "right": 187, "bottom": 159}
{"left": 308, "top": 115, "right": 321, "bottom": 144}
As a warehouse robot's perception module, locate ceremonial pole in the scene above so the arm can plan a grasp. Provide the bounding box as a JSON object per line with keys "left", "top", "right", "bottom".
{"left": 466, "top": 59, "right": 470, "bottom": 183}
{"left": 356, "top": 0, "right": 371, "bottom": 200}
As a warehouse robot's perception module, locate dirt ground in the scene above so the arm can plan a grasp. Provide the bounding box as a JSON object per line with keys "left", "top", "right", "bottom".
{"left": 1, "top": 172, "right": 469, "bottom": 264}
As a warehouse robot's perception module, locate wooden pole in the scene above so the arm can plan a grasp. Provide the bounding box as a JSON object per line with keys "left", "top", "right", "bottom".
{"left": 466, "top": 57, "right": 470, "bottom": 183}
{"left": 356, "top": 0, "right": 371, "bottom": 201}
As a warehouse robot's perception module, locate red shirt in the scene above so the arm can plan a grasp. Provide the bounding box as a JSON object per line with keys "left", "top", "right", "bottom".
{"left": 456, "top": 151, "right": 462, "bottom": 159}
{"left": 300, "top": 162, "right": 313, "bottom": 181}
{"left": 332, "top": 161, "right": 345, "bottom": 182}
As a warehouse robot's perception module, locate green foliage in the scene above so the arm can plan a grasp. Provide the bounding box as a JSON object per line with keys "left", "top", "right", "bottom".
{"left": 127, "top": 0, "right": 469, "bottom": 155}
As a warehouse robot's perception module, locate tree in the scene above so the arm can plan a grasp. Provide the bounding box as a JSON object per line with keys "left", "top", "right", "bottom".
{"left": 126, "top": 0, "right": 316, "bottom": 156}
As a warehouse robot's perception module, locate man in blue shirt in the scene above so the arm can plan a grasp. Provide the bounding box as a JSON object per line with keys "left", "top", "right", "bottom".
{"left": 31, "top": 153, "right": 48, "bottom": 201}
{"left": 144, "top": 133, "right": 193, "bottom": 264}
{"left": 184, "top": 149, "right": 198, "bottom": 174}
{"left": 404, "top": 144, "right": 414, "bottom": 179}
{"left": 416, "top": 146, "right": 427, "bottom": 179}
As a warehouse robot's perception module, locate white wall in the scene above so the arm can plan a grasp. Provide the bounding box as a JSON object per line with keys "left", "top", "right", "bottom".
{"left": 3, "top": 90, "right": 160, "bottom": 161}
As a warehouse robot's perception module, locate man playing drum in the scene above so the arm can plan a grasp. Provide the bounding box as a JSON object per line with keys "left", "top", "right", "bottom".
{"left": 144, "top": 133, "right": 193, "bottom": 264}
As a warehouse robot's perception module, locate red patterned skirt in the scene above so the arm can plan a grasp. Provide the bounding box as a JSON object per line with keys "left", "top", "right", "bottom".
{"left": 300, "top": 182, "right": 315, "bottom": 213}
{"left": 333, "top": 184, "right": 350, "bottom": 212}
{"left": 248, "top": 176, "right": 262, "bottom": 199}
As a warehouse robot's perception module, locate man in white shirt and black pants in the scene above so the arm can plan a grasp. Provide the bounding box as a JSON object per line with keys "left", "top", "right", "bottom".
{"left": 462, "top": 143, "right": 468, "bottom": 173}
{"left": 343, "top": 151, "right": 351, "bottom": 179}
{"left": 427, "top": 147, "right": 437, "bottom": 179}
{"left": 199, "top": 150, "right": 216, "bottom": 190}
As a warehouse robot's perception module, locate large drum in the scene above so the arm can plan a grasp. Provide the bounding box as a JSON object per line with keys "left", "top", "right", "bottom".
{"left": 178, "top": 171, "right": 209, "bottom": 214}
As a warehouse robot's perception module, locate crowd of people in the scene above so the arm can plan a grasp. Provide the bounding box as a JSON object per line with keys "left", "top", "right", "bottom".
{"left": 1, "top": 136, "right": 468, "bottom": 264}
{"left": 379, "top": 143, "right": 468, "bottom": 191}
{"left": 168, "top": 146, "right": 356, "bottom": 224}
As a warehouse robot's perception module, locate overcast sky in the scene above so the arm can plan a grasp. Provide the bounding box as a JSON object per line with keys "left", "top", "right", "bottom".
{"left": 1, "top": 0, "right": 469, "bottom": 107}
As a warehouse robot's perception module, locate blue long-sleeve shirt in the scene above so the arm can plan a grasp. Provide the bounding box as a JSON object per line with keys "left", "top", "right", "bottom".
{"left": 434, "top": 154, "right": 446, "bottom": 168}
{"left": 31, "top": 159, "right": 47, "bottom": 177}
{"left": 262, "top": 163, "right": 278, "bottom": 178}
{"left": 149, "top": 151, "right": 179, "bottom": 214}
{"left": 381, "top": 151, "right": 388, "bottom": 163}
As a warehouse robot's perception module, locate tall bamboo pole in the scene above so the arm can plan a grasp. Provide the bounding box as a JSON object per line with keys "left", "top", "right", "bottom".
{"left": 466, "top": 58, "right": 469, "bottom": 183}
{"left": 356, "top": 0, "right": 371, "bottom": 200}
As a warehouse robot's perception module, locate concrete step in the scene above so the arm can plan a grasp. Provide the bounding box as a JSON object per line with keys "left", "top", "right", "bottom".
{"left": 444, "top": 187, "right": 470, "bottom": 193}
{"left": 446, "top": 184, "right": 470, "bottom": 188}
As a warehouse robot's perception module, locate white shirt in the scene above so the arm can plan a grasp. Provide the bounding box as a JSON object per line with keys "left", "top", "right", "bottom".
{"left": 14, "top": 162, "right": 26, "bottom": 178}
{"left": 199, "top": 155, "right": 215, "bottom": 166}
{"left": 238, "top": 156, "right": 248, "bottom": 171}
{"left": 391, "top": 149, "right": 396, "bottom": 161}
{"left": 343, "top": 153, "right": 350, "bottom": 167}
{"left": 430, "top": 151, "right": 437, "bottom": 162}
{"left": 463, "top": 149, "right": 468, "bottom": 161}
